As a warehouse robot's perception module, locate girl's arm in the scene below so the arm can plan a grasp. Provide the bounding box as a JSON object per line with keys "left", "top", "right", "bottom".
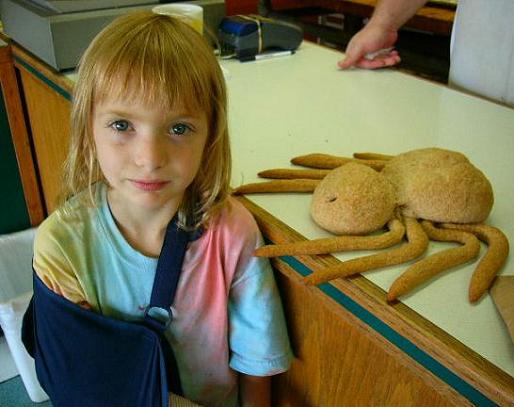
{"left": 33, "top": 219, "right": 91, "bottom": 308}
{"left": 239, "top": 374, "right": 271, "bottom": 407}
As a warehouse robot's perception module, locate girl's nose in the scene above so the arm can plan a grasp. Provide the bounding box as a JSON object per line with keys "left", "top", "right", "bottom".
{"left": 133, "top": 136, "right": 167, "bottom": 170}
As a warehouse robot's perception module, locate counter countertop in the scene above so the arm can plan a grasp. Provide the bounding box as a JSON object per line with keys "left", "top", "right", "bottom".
{"left": 220, "top": 42, "right": 514, "bottom": 378}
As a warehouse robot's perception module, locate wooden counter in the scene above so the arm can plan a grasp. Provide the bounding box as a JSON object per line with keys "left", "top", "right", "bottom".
{"left": 0, "top": 42, "right": 44, "bottom": 226}
{"left": 7, "top": 42, "right": 73, "bottom": 214}
{"left": 222, "top": 42, "right": 514, "bottom": 406}
{"left": 4, "top": 38, "right": 514, "bottom": 406}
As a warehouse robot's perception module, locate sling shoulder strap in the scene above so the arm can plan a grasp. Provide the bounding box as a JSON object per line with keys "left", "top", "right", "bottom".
{"left": 144, "top": 216, "right": 196, "bottom": 395}
{"left": 144, "top": 216, "right": 191, "bottom": 333}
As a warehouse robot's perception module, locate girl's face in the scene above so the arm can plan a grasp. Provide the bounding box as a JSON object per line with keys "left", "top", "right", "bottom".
{"left": 92, "top": 97, "right": 209, "bottom": 215}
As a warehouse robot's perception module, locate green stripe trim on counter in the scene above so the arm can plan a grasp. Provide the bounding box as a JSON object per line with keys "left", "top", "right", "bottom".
{"left": 14, "top": 56, "right": 72, "bottom": 101}
{"left": 279, "top": 254, "right": 497, "bottom": 407}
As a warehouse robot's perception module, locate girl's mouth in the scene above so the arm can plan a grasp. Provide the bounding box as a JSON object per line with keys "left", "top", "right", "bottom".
{"left": 130, "top": 179, "right": 170, "bottom": 191}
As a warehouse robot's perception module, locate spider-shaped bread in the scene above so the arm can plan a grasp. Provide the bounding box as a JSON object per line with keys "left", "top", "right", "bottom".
{"left": 233, "top": 148, "right": 509, "bottom": 302}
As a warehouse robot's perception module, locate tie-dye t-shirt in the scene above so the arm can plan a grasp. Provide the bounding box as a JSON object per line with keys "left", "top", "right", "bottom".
{"left": 33, "top": 183, "right": 292, "bottom": 407}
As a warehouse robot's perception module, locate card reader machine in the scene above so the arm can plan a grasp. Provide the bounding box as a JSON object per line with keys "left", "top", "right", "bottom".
{"left": 218, "top": 15, "right": 302, "bottom": 61}
{"left": 1, "top": 0, "right": 226, "bottom": 70}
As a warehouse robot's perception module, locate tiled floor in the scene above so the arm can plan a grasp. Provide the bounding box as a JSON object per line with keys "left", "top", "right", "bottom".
{"left": 0, "top": 337, "right": 50, "bottom": 406}
{"left": 0, "top": 336, "right": 18, "bottom": 382}
{"left": 0, "top": 376, "right": 52, "bottom": 407}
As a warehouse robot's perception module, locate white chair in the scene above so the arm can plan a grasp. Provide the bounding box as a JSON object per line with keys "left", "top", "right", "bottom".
{"left": 0, "top": 228, "right": 48, "bottom": 402}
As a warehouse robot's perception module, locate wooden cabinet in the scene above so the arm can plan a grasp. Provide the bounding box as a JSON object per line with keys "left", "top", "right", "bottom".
{"left": 17, "top": 68, "right": 71, "bottom": 213}
{"left": 0, "top": 41, "right": 43, "bottom": 229}
{"left": 270, "top": 261, "right": 467, "bottom": 406}
{"left": 11, "top": 44, "right": 73, "bottom": 216}
{"left": 239, "top": 198, "right": 514, "bottom": 407}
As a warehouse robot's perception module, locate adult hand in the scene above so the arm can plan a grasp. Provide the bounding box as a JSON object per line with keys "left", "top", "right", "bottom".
{"left": 338, "top": 24, "right": 400, "bottom": 69}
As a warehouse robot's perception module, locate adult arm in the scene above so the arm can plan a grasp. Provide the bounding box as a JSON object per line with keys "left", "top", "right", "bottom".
{"left": 338, "top": 0, "right": 429, "bottom": 69}
{"left": 239, "top": 374, "right": 271, "bottom": 407}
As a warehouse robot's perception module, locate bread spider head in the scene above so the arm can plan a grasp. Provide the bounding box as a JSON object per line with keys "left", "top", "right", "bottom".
{"left": 310, "top": 162, "right": 396, "bottom": 235}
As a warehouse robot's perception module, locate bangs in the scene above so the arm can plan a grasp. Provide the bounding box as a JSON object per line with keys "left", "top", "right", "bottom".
{"left": 90, "top": 14, "right": 214, "bottom": 114}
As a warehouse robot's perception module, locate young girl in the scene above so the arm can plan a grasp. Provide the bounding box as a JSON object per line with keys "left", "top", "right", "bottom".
{"left": 32, "top": 11, "right": 292, "bottom": 406}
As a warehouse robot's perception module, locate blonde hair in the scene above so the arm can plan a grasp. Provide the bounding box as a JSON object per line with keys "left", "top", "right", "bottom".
{"left": 61, "top": 11, "right": 231, "bottom": 229}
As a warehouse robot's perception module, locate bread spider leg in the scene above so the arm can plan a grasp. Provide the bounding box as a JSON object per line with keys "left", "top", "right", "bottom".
{"left": 387, "top": 221, "right": 480, "bottom": 302}
{"left": 255, "top": 218, "right": 405, "bottom": 257}
{"left": 304, "top": 217, "right": 428, "bottom": 286}
{"left": 441, "top": 223, "right": 510, "bottom": 302}
{"left": 233, "top": 179, "right": 319, "bottom": 194}
{"left": 353, "top": 152, "right": 394, "bottom": 161}
{"left": 291, "top": 153, "right": 387, "bottom": 171}
{"left": 258, "top": 168, "right": 329, "bottom": 180}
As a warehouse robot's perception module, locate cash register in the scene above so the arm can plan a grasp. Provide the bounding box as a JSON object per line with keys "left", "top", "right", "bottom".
{"left": 1, "top": 0, "right": 226, "bottom": 70}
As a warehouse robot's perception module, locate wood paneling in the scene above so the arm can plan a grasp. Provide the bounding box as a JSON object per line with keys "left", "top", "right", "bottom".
{"left": 271, "top": 260, "right": 468, "bottom": 406}
{"left": 0, "top": 44, "right": 45, "bottom": 225}
{"left": 17, "top": 67, "right": 71, "bottom": 213}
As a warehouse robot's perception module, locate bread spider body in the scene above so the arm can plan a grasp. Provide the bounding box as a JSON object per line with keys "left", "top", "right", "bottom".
{"left": 234, "top": 148, "right": 508, "bottom": 302}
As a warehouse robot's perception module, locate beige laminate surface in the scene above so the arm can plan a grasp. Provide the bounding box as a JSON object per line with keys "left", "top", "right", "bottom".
{"left": 221, "top": 42, "right": 514, "bottom": 377}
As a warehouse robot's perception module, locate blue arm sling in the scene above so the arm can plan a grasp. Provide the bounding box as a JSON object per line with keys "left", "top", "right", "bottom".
{"left": 22, "top": 217, "right": 194, "bottom": 407}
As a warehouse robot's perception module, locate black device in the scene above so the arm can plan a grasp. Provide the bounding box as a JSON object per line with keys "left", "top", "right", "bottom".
{"left": 218, "top": 14, "right": 303, "bottom": 60}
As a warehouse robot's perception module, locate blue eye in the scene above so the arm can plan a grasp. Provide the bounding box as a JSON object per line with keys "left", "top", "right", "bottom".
{"left": 171, "top": 123, "right": 191, "bottom": 136}
{"left": 110, "top": 120, "right": 130, "bottom": 132}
